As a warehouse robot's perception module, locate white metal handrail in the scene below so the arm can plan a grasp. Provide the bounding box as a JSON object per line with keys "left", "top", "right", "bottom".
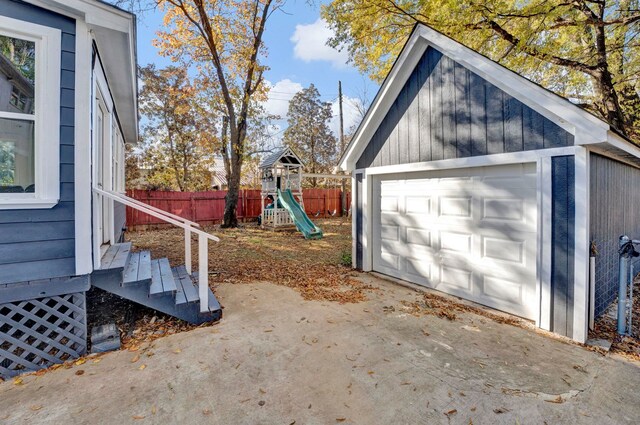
{"left": 104, "top": 188, "right": 200, "bottom": 228}
{"left": 93, "top": 187, "right": 218, "bottom": 312}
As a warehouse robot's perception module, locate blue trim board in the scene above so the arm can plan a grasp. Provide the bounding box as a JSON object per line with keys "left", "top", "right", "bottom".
{"left": 551, "top": 155, "right": 575, "bottom": 337}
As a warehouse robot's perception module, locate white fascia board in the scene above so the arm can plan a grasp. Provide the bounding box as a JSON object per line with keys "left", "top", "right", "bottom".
{"left": 339, "top": 24, "right": 611, "bottom": 171}
{"left": 364, "top": 147, "right": 577, "bottom": 176}
{"left": 26, "top": 0, "right": 133, "bottom": 31}
{"left": 606, "top": 131, "right": 640, "bottom": 161}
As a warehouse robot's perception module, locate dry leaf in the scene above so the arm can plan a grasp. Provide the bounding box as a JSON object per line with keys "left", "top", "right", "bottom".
{"left": 203, "top": 409, "right": 211, "bottom": 415}
{"left": 445, "top": 409, "right": 457, "bottom": 416}
{"left": 139, "top": 364, "right": 147, "bottom": 371}
{"left": 75, "top": 370, "right": 85, "bottom": 376}
{"left": 13, "top": 377, "right": 23, "bottom": 385}
{"left": 545, "top": 396, "right": 564, "bottom": 404}
{"left": 30, "top": 405, "right": 43, "bottom": 411}
{"left": 129, "top": 345, "right": 140, "bottom": 352}
{"left": 173, "top": 349, "right": 182, "bottom": 354}
{"left": 131, "top": 354, "right": 141, "bottom": 363}
{"left": 92, "top": 359, "right": 102, "bottom": 364}
{"left": 132, "top": 415, "right": 145, "bottom": 420}
{"left": 336, "top": 419, "right": 346, "bottom": 423}
{"left": 74, "top": 359, "right": 86, "bottom": 366}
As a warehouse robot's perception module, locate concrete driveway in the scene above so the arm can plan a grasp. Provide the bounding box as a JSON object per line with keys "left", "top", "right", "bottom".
{"left": 1, "top": 275, "right": 639, "bottom": 424}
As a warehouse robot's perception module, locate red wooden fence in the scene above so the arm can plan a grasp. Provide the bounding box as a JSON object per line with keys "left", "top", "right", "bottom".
{"left": 126, "top": 189, "right": 352, "bottom": 229}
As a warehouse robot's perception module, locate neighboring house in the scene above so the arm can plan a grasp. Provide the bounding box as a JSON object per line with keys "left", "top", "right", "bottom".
{"left": 0, "top": 0, "right": 220, "bottom": 378}
{"left": 340, "top": 24, "right": 640, "bottom": 343}
{"left": 210, "top": 155, "right": 260, "bottom": 190}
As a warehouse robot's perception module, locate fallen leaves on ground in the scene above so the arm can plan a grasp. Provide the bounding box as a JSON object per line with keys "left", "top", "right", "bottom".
{"left": 127, "top": 219, "right": 372, "bottom": 304}
{"left": 589, "top": 279, "right": 640, "bottom": 361}
{"left": 400, "top": 292, "right": 522, "bottom": 327}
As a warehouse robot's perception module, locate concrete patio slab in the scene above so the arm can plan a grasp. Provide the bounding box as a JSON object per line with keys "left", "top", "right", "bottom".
{"left": 1, "top": 275, "right": 639, "bottom": 424}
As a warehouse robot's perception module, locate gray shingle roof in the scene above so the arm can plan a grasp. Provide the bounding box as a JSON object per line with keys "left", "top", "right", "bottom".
{"left": 259, "top": 147, "right": 304, "bottom": 168}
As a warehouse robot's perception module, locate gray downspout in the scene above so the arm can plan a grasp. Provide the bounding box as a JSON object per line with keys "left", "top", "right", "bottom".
{"left": 618, "top": 235, "right": 629, "bottom": 335}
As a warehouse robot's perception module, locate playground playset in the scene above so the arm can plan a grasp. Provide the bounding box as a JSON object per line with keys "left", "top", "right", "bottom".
{"left": 259, "top": 148, "right": 323, "bottom": 239}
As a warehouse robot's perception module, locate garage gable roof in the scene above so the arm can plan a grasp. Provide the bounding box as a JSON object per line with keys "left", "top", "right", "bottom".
{"left": 339, "top": 24, "right": 626, "bottom": 171}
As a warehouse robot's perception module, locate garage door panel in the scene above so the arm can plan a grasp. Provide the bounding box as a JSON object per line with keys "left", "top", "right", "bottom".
{"left": 374, "top": 163, "right": 538, "bottom": 320}
{"left": 406, "top": 258, "right": 434, "bottom": 281}
{"left": 406, "top": 227, "right": 432, "bottom": 248}
{"left": 481, "top": 237, "right": 526, "bottom": 265}
{"left": 380, "top": 224, "right": 400, "bottom": 241}
{"left": 438, "top": 264, "right": 473, "bottom": 291}
{"left": 439, "top": 231, "right": 472, "bottom": 254}
{"left": 381, "top": 197, "right": 399, "bottom": 212}
{"left": 439, "top": 196, "right": 473, "bottom": 218}
{"left": 405, "top": 196, "right": 432, "bottom": 214}
{"left": 379, "top": 252, "right": 400, "bottom": 270}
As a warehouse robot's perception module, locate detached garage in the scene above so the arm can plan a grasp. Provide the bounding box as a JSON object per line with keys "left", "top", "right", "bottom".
{"left": 341, "top": 24, "right": 640, "bottom": 343}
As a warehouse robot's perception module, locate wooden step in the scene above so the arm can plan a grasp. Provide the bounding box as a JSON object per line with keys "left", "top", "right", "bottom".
{"left": 176, "top": 266, "right": 199, "bottom": 304}
{"left": 149, "top": 258, "right": 177, "bottom": 297}
{"left": 98, "top": 242, "right": 132, "bottom": 272}
{"left": 123, "top": 251, "right": 152, "bottom": 286}
{"left": 191, "top": 273, "right": 222, "bottom": 313}
{"left": 173, "top": 268, "right": 188, "bottom": 305}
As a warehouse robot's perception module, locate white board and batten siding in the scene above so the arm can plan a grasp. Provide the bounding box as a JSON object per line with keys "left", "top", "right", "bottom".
{"left": 372, "top": 164, "right": 538, "bottom": 320}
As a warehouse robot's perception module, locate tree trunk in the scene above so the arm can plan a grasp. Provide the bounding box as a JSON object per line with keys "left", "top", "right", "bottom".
{"left": 222, "top": 162, "right": 240, "bottom": 228}
{"left": 592, "top": 67, "right": 627, "bottom": 135}
{"left": 221, "top": 125, "right": 245, "bottom": 228}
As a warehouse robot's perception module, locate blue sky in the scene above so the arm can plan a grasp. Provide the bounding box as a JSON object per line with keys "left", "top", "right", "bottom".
{"left": 135, "top": 0, "right": 379, "bottom": 141}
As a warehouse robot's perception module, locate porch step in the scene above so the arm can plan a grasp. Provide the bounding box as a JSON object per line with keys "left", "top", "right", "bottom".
{"left": 174, "top": 266, "right": 199, "bottom": 304}
{"left": 123, "top": 251, "right": 152, "bottom": 286}
{"left": 91, "top": 251, "right": 221, "bottom": 325}
{"left": 98, "top": 242, "right": 132, "bottom": 272}
{"left": 149, "top": 258, "right": 177, "bottom": 297}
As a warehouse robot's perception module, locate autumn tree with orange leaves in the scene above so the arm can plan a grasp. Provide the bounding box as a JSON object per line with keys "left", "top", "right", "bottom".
{"left": 155, "top": 0, "right": 282, "bottom": 227}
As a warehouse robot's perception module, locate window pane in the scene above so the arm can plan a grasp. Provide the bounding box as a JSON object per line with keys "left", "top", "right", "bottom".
{"left": 0, "top": 118, "right": 34, "bottom": 192}
{"left": 0, "top": 35, "right": 35, "bottom": 114}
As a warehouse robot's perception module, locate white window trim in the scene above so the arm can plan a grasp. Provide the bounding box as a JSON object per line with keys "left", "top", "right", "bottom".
{"left": 0, "top": 16, "right": 61, "bottom": 210}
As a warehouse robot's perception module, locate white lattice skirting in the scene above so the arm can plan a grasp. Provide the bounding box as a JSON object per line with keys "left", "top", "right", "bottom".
{"left": 0, "top": 292, "right": 87, "bottom": 379}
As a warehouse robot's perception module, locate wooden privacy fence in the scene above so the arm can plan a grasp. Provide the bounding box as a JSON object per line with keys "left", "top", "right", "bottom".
{"left": 126, "top": 189, "right": 351, "bottom": 229}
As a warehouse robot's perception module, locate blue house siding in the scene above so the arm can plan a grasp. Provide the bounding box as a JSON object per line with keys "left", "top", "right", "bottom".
{"left": 589, "top": 153, "right": 640, "bottom": 317}
{"left": 0, "top": 0, "right": 76, "bottom": 285}
{"left": 551, "top": 156, "right": 575, "bottom": 337}
{"left": 355, "top": 47, "right": 574, "bottom": 169}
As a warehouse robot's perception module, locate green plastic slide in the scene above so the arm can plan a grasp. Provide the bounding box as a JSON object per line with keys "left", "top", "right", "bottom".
{"left": 277, "top": 189, "right": 323, "bottom": 240}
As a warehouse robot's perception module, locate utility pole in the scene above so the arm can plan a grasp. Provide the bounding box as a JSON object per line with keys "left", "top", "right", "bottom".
{"left": 338, "top": 81, "right": 347, "bottom": 217}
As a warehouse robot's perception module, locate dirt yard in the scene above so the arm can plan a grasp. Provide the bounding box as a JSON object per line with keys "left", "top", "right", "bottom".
{"left": 126, "top": 218, "right": 370, "bottom": 304}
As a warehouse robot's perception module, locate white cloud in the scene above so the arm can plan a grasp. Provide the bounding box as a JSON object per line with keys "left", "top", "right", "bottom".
{"left": 260, "top": 78, "right": 364, "bottom": 149}
{"left": 263, "top": 79, "right": 303, "bottom": 118}
{"left": 329, "top": 95, "right": 363, "bottom": 139}
{"left": 290, "top": 18, "right": 349, "bottom": 68}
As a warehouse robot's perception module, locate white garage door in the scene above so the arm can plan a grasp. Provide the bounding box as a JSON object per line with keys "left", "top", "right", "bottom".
{"left": 373, "top": 163, "right": 538, "bottom": 320}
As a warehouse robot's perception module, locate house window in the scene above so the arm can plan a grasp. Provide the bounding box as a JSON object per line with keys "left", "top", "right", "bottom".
{"left": 0, "top": 18, "right": 61, "bottom": 209}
